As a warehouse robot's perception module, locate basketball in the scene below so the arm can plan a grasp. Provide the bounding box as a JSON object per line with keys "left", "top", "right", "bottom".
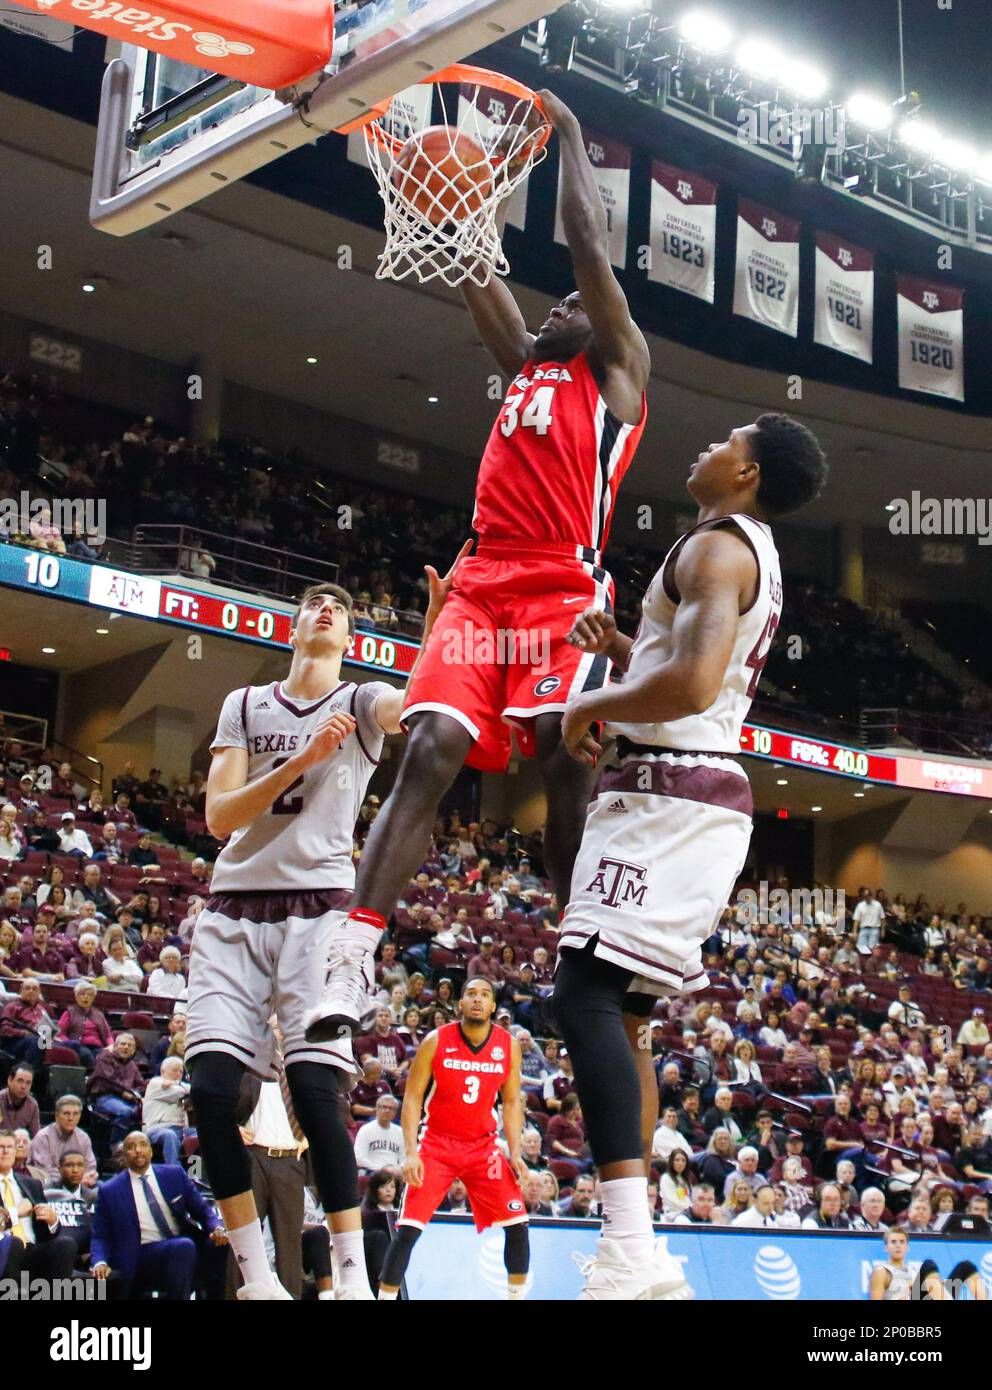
{"left": 391, "top": 125, "right": 494, "bottom": 225}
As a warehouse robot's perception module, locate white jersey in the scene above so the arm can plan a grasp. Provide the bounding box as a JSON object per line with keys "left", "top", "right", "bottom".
{"left": 879, "top": 1261, "right": 914, "bottom": 1301}
{"left": 209, "top": 678, "right": 391, "bottom": 892}
{"left": 606, "top": 513, "right": 782, "bottom": 754}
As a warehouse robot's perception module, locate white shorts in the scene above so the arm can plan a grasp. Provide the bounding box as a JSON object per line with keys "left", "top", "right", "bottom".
{"left": 185, "top": 888, "right": 356, "bottom": 1080}
{"left": 558, "top": 747, "right": 754, "bottom": 997}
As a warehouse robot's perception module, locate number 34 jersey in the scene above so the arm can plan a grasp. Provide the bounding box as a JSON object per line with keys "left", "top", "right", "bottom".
{"left": 422, "top": 1022, "right": 514, "bottom": 1144}
{"left": 606, "top": 514, "right": 782, "bottom": 754}
{"left": 472, "top": 350, "right": 646, "bottom": 552}
{"left": 208, "top": 679, "right": 392, "bottom": 893}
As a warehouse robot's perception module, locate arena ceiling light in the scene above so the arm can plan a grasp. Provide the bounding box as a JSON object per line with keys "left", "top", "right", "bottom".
{"left": 678, "top": 10, "right": 733, "bottom": 53}
{"left": 306, "top": 356, "right": 318, "bottom": 365}
{"left": 95, "top": 628, "right": 109, "bottom": 635}
{"left": 975, "top": 157, "right": 992, "bottom": 185}
{"left": 900, "top": 119, "right": 941, "bottom": 157}
{"left": 41, "top": 646, "right": 55, "bottom": 654}
{"left": 81, "top": 282, "right": 97, "bottom": 293}
{"left": 779, "top": 60, "right": 829, "bottom": 101}
{"left": 427, "top": 395, "right": 439, "bottom": 404}
{"left": 735, "top": 37, "right": 785, "bottom": 81}
{"left": 811, "top": 806, "right": 823, "bottom": 813}
{"left": 932, "top": 137, "right": 977, "bottom": 172}
{"left": 846, "top": 93, "right": 893, "bottom": 131}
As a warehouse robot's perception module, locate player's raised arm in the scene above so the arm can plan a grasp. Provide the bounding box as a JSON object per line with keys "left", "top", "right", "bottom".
{"left": 540, "top": 90, "right": 649, "bottom": 415}
{"left": 459, "top": 209, "right": 535, "bottom": 379}
{"left": 205, "top": 711, "right": 355, "bottom": 838}
{"left": 375, "top": 540, "right": 473, "bottom": 735}
{"left": 501, "top": 1037, "right": 529, "bottom": 1185}
{"left": 561, "top": 528, "right": 757, "bottom": 761}
{"left": 399, "top": 1029, "right": 438, "bottom": 1188}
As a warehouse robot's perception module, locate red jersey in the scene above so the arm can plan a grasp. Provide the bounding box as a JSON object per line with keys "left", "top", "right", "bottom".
{"left": 472, "top": 350, "right": 646, "bottom": 553}
{"left": 423, "top": 1021, "right": 513, "bottom": 1143}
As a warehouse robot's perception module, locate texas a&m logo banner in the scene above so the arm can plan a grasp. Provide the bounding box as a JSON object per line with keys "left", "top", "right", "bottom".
{"left": 647, "top": 161, "right": 717, "bottom": 303}
{"left": 733, "top": 198, "right": 800, "bottom": 337}
{"left": 814, "top": 232, "right": 875, "bottom": 364}
{"left": 897, "top": 276, "right": 965, "bottom": 403}
{"left": 554, "top": 127, "right": 630, "bottom": 269}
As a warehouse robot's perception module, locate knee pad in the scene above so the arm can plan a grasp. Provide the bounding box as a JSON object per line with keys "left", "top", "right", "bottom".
{"left": 286, "top": 1062, "right": 357, "bottom": 1214}
{"left": 187, "top": 1053, "right": 251, "bottom": 1201}
{"left": 380, "top": 1224, "right": 421, "bottom": 1288}
{"left": 502, "top": 1222, "right": 530, "bottom": 1276}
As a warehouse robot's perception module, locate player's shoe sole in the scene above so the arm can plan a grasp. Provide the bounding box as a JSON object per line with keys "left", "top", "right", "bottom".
{"left": 236, "top": 1279, "right": 294, "bottom": 1301}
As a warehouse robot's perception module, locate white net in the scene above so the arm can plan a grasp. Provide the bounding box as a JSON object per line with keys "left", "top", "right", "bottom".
{"left": 363, "top": 69, "right": 550, "bottom": 288}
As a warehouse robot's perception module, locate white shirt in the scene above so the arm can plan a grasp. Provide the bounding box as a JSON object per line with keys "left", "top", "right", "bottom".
{"left": 129, "top": 1168, "right": 179, "bottom": 1244}
{"left": 142, "top": 1077, "right": 189, "bottom": 1129}
{"left": 651, "top": 1123, "right": 692, "bottom": 1162}
{"left": 147, "top": 968, "right": 186, "bottom": 999}
{"left": 58, "top": 827, "right": 93, "bottom": 856}
{"left": 0, "top": 1168, "right": 59, "bottom": 1243}
{"left": 732, "top": 1207, "right": 779, "bottom": 1228}
{"left": 853, "top": 900, "right": 884, "bottom": 929}
{"left": 353, "top": 1119, "right": 404, "bottom": 1173}
{"left": 103, "top": 955, "right": 144, "bottom": 989}
{"left": 248, "top": 1081, "right": 299, "bottom": 1152}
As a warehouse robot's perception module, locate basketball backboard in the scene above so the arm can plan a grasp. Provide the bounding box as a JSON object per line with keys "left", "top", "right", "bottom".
{"left": 90, "top": 0, "right": 563, "bottom": 236}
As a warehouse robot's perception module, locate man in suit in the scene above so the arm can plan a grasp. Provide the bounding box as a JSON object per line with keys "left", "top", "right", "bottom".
{"left": 0, "top": 1128, "right": 78, "bottom": 1280}
{"left": 91, "top": 1131, "right": 228, "bottom": 1299}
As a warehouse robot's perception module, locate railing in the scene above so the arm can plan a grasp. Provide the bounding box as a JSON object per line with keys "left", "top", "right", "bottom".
{"left": 860, "top": 707, "right": 992, "bottom": 758}
{"left": 127, "top": 524, "right": 426, "bottom": 635}
{"left": 0, "top": 708, "right": 48, "bottom": 751}
{"left": 52, "top": 739, "right": 104, "bottom": 795}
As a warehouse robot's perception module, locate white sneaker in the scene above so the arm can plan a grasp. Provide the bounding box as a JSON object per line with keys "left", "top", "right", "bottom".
{"left": 236, "top": 1278, "right": 294, "bottom": 1301}
{"left": 574, "top": 1237, "right": 693, "bottom": 1301}
{"left": 304, "top": 944, "right": 377, "bottom": 1042}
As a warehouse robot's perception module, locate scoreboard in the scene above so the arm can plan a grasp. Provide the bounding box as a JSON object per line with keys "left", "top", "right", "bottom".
{"left": 3, "top": 547, "right": 990, "bottom": 798}
{"left": 2, "top": 548, "right": 418, "bottom": 677}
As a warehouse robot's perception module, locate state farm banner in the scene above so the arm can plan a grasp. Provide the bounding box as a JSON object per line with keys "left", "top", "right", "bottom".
{"left": 457, "top": 83, "right": 532, "bottom": 231}
{"left": 733, "top": 199, "right": 800, "bottom": 337}
{"left": 647, "top": 162, "right": 717, "bottom": 303}
{"left": 813, "top": 232, "right": 875, "bottom": 364}
{"left": 347, "top": 83, "right": 433, "bottom": 167}
{"left": 897, "top": 276, "right": 965, "bottom": 403}
{"left": 554, "top": 128, "right": 630, "bottom": 269}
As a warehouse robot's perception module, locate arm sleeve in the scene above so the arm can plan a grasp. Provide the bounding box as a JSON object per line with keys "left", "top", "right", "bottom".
{"left": 210, "top": 688, "right": 250, "bottom": 753}
{"left": 350, "top": 681, "right": 391, "bottom": 762}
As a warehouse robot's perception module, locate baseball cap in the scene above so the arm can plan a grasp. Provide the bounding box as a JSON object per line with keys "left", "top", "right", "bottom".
{"left": 496, "top": 1007, "right": 511, "bottom": 1020}
{"left": 61, "top": 811, "right": 75, "bottom": 821}
{"left": 892, "top": 1065, "right": 906, "bottom": 1076}
{"left": 974, "top": 1007, "right": 985, "bottom": 1017}
{"left": 558, "top": 1047, "right": 568, "bottom": 1058}
{"left": 786, "top": 1130, "right": 804, "bottom": 1142}
{"left": 520, "top": 961, "right": 534, "bottom": 972}
{"left": 480, "top": 935, "right": 493, "bottom": 945}
{"left": 649, "top": 1019, "right": 664, "bottom": 1030}
{"left": 19, "top": 773, "right": 33, "bottom": 784}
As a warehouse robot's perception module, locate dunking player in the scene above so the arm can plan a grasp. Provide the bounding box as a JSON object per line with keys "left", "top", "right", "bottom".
{"left": 307, "top": 88, "right": 650, "bottom": 1040}
{"left": 186, "top": 560, "right": 462, "bottom": 1300}
{"left": 377, "top": 978, "right": 530, "bottom": 1299}
{"left": 554, "top": 415, "right": 828, "bottom": 1298}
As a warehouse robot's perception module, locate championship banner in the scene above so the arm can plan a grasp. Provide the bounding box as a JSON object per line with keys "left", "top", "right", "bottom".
{"left": 647, "top": 162, "right": 717, "bottom": 302}
{"left": 897, "top": 276, "right": 965, "bottom": 403}
{"left": 733, "top": 199, "right": 800, "bottom": 337}
{"left": 457, "top": 82, "right": 531, "bottom": 231}
{"left": 554, "top": 128, "right": 630, "bottom": 269}
{"left": 813, "top": 232, "right": 875, "bottom": 364}
{"left": 347, "top": 83, "right": 433, "bottom": 167}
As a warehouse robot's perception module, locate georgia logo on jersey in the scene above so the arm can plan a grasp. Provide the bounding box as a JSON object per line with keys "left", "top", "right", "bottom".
{"left": 491, "top": 1047, "right": 504, "bottom": 1060}
{"left": 533, "top": 676, "right": 561, "bottom": 697}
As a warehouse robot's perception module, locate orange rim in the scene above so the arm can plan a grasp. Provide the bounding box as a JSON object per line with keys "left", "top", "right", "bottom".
{"left": 335, "top": 63, "right": 550, "bottom": 157}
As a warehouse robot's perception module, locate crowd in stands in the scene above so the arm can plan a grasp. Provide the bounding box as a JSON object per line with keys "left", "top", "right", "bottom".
{"left": 2, "top": 364, "right": 990, "bottom": 739}
{"left": 0, "top": 728, "right": 989, "bottom": 1293}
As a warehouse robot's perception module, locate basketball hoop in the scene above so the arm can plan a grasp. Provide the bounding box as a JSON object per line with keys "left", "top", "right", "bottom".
{"left": 343, "top": 65, "right": 551, "bottom": 289}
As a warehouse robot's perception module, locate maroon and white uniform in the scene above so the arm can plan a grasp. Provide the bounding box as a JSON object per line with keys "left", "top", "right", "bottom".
{"left": 185, "top": 678, "right": 390, "bottom": 1079}
{"left": 560, "top": 514, "right": 781, "bottom": 996}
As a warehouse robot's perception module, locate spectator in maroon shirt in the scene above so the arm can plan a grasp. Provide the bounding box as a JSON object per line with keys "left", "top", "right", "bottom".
{"left": 350, "top": 1057, "right": 393, "bottom": 1121}
{"left": 110, "top": 792, "right": 137, "bottom": 829}
{"left": 2, "top": 886, "right": 34, "bottom": 934}
{"left": 546, "top": 1095, "right": 591, "bottom": 1172}
{"left": 769, "top": 1132, "right": 815, "bottom": 1185}
{"left": 0, "top": 1063, "right": 40, "bottom": 1136}
{"left": 466, "top": 936, "right": 502, "bottom": 984}
{"left": 354, "top": 1007, "right": 409, "bottom": 1081}
{"left": 87, "top": 1033, "right": 145, "bottom": 1144}
{"left": 67, "top": 930, "right": 103, "bottom": 980}
{"left": 14, "top": 921, "right": 66, "bottom": 981}
{"left": 137, "top": 923, "right": 166, "bottom": 975}
{"left": 859, "top": 1101, "right": 889, "bottom": 1148}
{"left": 1, "top": 980, "right": 53, "bottom": 1066}
{"left": 823, "top": 1092, "right": 865, "bottom": 1158}
{"left": 530, "top": 944, "right": 553, "bottom": 984}
{"left": 56, "top": 981, "right": 113, "bottom": 1069}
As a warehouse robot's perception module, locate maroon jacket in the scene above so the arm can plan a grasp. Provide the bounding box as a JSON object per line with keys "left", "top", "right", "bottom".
{"left": 14, "top": 945, "right": 66, "bottom": 975}
{"left": 57, "top": 1004, "right": 113, "bottom": 1049}
{"left": 87, "top": 1048, "right": 145, "bottom": 1100}
{"left": 0, "top": 1085, "right": 41, "bottom": 1137}
{"left": 1, "top": 998, "right": 52, "bottom": 1039}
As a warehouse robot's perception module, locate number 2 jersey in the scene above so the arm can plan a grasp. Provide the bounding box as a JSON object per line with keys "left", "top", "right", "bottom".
{"left": 607, "top": 514, "right": 782, "bottom": 753}
{"left": 208, "top": 678, "right": 392, "bottom": 892}
{"left": 472, "top": 350, "right": 646, "bottom": 552}
{"left": 423, "top": 1021, "right": 514, "bottom": 1144}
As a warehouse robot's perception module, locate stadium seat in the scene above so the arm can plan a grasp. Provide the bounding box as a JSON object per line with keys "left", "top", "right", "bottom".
{"left": 47, "top": 1063, "right": 86, "bottom": 1105}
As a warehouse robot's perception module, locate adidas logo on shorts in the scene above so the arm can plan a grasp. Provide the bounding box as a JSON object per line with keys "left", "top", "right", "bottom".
{"left": 606, "top": 798, "right": 628, "bottom": 814}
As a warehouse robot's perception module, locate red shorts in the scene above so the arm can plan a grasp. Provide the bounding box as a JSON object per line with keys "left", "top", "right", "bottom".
{"left": 398, "top": 1131, "right": 527, "bottom": 1233}
{"left": 403, "top": 542, "right": 614, "bottom": 773}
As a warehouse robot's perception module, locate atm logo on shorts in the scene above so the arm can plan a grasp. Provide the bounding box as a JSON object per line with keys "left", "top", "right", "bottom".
{"left": 584, "top": 856, "right": 648, "bottom": 910}
{"left": 533, "top": 676, "right": 561, "bottom": 697}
